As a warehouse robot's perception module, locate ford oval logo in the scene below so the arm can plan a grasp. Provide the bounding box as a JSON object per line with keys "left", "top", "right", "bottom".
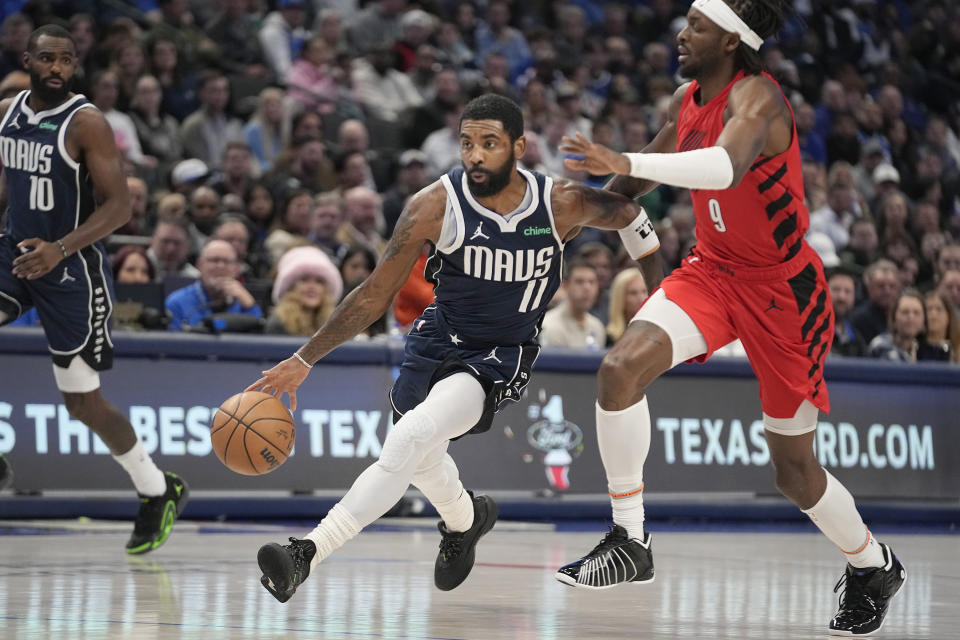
{"left": 527, "top": 419, "right": 583, "bottom": 453}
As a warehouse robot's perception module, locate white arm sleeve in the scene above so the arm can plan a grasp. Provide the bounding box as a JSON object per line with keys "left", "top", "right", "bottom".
{"left": 618, "top": 207, "right": 660, "bottom": 260}
{"left": 626, "top": 146, "right": 735, "bottom": 190}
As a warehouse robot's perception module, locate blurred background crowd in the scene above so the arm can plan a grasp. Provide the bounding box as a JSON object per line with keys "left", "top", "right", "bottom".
{"left": 1, "top": 0, "right": 958, "bottom": 365}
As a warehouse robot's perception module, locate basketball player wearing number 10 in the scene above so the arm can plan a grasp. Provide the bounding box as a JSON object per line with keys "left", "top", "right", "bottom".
{"left": 0, "top": 26, "right": 188, "bottom": 553}
{"left": 249, "top": 94, "right": 662, "bottom": 602}
{"left": 557, "top": 1, "right": 904, "bottom": 635}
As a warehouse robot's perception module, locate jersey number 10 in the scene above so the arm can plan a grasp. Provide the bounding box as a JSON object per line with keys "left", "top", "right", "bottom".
{"left": 29, "top": 175, "right": 54, "bottom": 212}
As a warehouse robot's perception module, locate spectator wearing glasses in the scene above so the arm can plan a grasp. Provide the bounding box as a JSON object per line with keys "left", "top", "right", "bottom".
{"left": 165, "top": 240, "right": 261, "bottom": 331}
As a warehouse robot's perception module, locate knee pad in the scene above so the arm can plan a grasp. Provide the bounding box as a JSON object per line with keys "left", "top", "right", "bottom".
{"left": 377, "top": 408, "right": 438, "bottom": 474}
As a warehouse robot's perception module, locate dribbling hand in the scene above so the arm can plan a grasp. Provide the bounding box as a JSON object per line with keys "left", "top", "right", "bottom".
{"left": 560, "top": 132, "right": 631, "bottom": 176}
{"left": 12, "top": 238, "right": 63, "bottom": 280}
{"left": 246, "top": 356, "right": 311, "bottom": 411}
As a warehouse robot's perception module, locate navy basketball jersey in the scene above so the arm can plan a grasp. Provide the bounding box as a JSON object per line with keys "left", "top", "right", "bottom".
{"left": 0, "top": 91, "right": 97, "bottom": 242}
{"left": 427, "top": 167, "right": 564, "bottom": 346}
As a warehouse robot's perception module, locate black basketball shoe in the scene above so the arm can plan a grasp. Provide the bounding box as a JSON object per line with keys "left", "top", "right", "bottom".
{"left": 0, "top": 453, "right": 13, "bottom": 490}
{"left": 126, "top": 472, "right": 190, "bottom": 555}
{"left": 258, "top": 537, "right": 317, "bottom": 603}
{"left": 829, "top": 543, "right": 906, "bottom": 636}
{"left": 555, "top": 525, "right": 654, "bottom": 589}
{"left": 434, "top": 492, "right": 498, "bottom": 591}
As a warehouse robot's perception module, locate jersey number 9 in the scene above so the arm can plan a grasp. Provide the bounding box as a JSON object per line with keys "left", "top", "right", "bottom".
{"left": 708, "top": 198, "right": 726, "bottom": 233}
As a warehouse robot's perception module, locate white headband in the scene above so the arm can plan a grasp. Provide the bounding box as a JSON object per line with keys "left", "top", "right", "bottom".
{"left": 692, "top": 0, "right": 764, "bottom": 51}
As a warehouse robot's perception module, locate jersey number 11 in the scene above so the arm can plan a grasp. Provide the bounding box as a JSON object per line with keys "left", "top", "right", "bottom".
{"left": 519, "top": 277, "right": 550, "bottom": 313}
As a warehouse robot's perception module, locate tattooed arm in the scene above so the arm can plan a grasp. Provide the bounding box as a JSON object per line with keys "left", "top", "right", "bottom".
{"left": 247, "top": 182, "right": 446, "bottom": 409}
{"left": 552, "top": 179, "right": 664, "bottom": 290}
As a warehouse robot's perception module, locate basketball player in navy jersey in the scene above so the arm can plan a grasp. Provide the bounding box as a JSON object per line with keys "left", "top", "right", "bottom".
{"left": 556, "top": 0, "right": 904, "bottom": 635}
{"left": 250, "top": 93, "right": 662, "bottom": 602}
{"left": 0, "top": 25, "right": 188, "bottom": 553}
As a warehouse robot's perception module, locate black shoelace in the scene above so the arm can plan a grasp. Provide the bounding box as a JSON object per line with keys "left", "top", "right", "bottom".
{"left": 438, "top": 529, "right": 465, "bottom": 560}
{"left": 587, "top": 527, "right": 628, "bottom": 557}
{"left": 285, "top": 538, "right": 314, "bottom": 569}
{"left": 132, "top": 497, "right": 163, "bottom": 535}
{"left": 834, "top": 572, "right": 879, "bottom": 616}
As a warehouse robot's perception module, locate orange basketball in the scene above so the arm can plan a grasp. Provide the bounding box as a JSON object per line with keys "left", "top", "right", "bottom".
{"left": 210, "top": 391, "right": 295, "bottom": 475}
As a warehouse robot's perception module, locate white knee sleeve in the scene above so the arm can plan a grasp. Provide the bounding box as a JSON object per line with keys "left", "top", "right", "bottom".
{"left": 763, "top": 399, "right": 819, "bottom": 435}
{"left": 378, "top": 408, "right": 439, "bottom": 474}
{"left": 377, "top": 373, "right": 486, "bottom": 473}
{"left": 337, "top": 373, "right": 486, "bottom": 529}
{"left": 632, "top": 289, "right": 708, "bottom": 367}
{"left": 52, "top": 357, "right": 101, "bottom": 393}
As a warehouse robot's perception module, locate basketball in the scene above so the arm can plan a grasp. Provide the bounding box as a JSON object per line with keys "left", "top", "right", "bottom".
{"left": 211, "top": 391, "right": 296, "bottom": 475}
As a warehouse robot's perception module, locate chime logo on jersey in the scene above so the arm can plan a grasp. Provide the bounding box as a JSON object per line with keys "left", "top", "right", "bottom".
{"left": 523, "top": 225, "right": 552, "bottom": 236}
{"left": 462, "top": 245, "right": 555, "bottom": 283}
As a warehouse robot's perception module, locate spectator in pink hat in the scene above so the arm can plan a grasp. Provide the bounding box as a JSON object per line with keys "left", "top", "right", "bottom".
{"left": 265, "top": 246, "right": 343, "bottom": 336}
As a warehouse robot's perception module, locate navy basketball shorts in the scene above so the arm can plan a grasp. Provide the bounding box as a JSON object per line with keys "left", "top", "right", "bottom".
{"left": 390, "top": 305, "right": 540, "bottom": 436}
{"left": 0, "top": 235, "right": 115, "bottom": 371}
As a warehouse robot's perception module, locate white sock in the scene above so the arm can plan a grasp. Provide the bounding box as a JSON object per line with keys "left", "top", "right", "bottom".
{"left": 305, "top": 504, "right": 361, "bottom": 570}
{"left": 113, "top": 440, "right": 166, "bottom": 496}
{"left": 597, "top": 398, "right": 651, "bottom": 540}
{"left": 433, "top": 487, "right": 475, "bottom": 532}
{"left": 411, "top": 445, "right": 474, "bottom": 532}
{"left": 803, "top": 470, "right": 885, "bottom": 568}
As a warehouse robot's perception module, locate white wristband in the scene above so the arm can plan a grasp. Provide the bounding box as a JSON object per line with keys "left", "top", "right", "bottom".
{"left": 292, "top": 352, "right": 312, "bottom": 368}
{"left": 625, "top": 146, "right": 735, "bottom": 190}
{"left": 618, "top": 207, "right": 660, "bottom": 260}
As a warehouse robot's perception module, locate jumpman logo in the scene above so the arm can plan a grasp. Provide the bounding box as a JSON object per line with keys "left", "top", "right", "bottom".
{"left": 764, "top": 296, "right": 783, "bottom": 313}
{"left": 7, "top": 114, "right": 19, "bottom": 130}
{"left": 483, "top": 347, "right": 502, "bottom": 363}
{"left": 469, "top": 222, "right": 490, "bottom": 241}
{"left": 59, "top": 267, "right": 76, "bottom": 284}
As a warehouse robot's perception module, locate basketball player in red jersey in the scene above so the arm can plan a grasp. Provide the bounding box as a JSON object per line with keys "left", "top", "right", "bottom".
{"left": 556, "top": 1, "right": 904, "bottom": 635}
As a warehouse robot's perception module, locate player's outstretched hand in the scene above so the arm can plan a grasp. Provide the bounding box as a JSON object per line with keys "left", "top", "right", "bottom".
{"left": 246, "top": 357, "right": 311, "bottom": 411}
{"left": 12, "top": 238, "right": 64, "bottom": 280}
{"left": 561, "top": 132, "right": 631, "bottom": 176}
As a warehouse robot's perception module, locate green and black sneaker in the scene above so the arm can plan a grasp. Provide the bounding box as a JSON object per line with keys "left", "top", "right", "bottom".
{"left": 126, "top": 472, "right": 189, "bottom": 555}
{"left": 0, "top": 453, "right": 13, "bottom": 490}
{"left": 258, "top": 537, "right": 317, "bottom": 603}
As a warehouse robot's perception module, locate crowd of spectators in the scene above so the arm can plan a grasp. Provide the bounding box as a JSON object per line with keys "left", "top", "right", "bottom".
{"left": 2, "top": 0, "right": 959, "bottom": 365}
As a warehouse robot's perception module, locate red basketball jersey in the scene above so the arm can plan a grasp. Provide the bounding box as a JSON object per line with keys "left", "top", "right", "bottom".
{"left": 676, "top": 71, "right": 809, "bottom": 269}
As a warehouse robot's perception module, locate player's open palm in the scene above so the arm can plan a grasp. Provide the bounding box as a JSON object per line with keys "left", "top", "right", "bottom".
{"left": 561, "top": 133, "right": 630, "bottom": 176}
{"left": 246, "top": 357, "right": 311, "bottom": 411}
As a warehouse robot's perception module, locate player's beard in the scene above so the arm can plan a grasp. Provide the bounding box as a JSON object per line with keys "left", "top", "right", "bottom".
{"left": 678, "top": 59, "right": 698, "bottom": 79}
{"left": 465, "top": 151, "right": 515, "bottom": 198}
{"left": 30, "top": 71, "right": 71, "bottom": 104}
